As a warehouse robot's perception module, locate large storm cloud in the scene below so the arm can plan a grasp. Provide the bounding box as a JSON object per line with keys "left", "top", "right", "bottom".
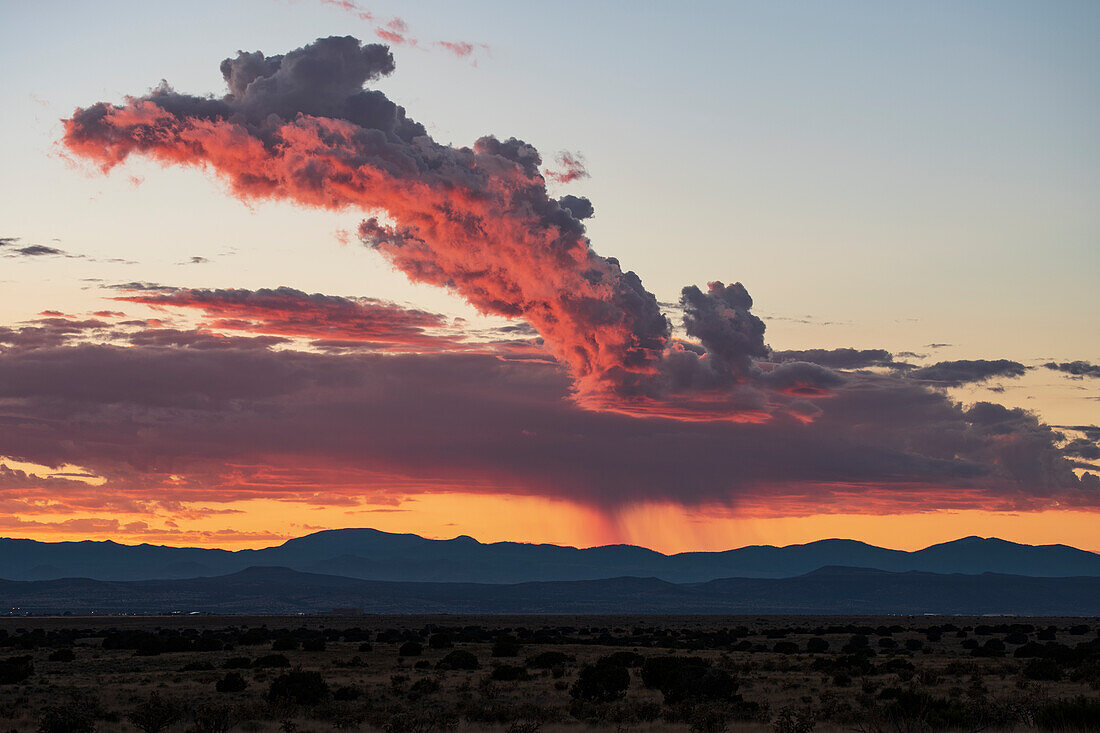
{"left": 48, "top": 36, "right": 1098, "bottom": 515}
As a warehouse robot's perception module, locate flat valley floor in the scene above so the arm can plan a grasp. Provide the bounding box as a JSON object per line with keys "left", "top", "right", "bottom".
{"left": 1, "top": 614, "right": 1098, "bottom": 732}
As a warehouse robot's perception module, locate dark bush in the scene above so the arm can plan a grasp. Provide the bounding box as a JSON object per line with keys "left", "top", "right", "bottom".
{"left": 236, "top": 628, "right": 269, "bottom": 645}
{"left": 357, "top": 642, "right": 373, "bottom": 652}
{"left": 437, "top": 649, "right": 480, "bottom": 670}
{"left": 253, "top": 653, "right": 290, "bottom": 668}
{"left": 268, "top": 670, "right": 330, "bottom": 706}
{"left": 774, "top": 641, "right": 800, "bottom": 654}
{"left": 1034, "top": 696, "right": 1100, "bottom": 730}
{"left": 0, "top": 655, "right": 33, "bottom": 684}
{"left": 37, "top": 695, "right": 98, "bottom": 733}
{"left": 271, "top": 636, "right": 299, "bottom": 651}
{"left": 842, "top": 634, "right": 870, "bottom": 653}
{"left": 527, "top": 651, "right": 574, "bottom": 668}
{"left": 904, "top": 639, "right": 924, "bottom": 652}
{"left": 428, "top": 632, "right": 453, "bottom": 649}
{"left": 492, "top": 635, "right": 521, "bottom": 657}
{"left": 408, "top": 677, "right": 440, "bottom": 698}
{"left": 127, "top": 692, "right": 182, "bottom": 733}
{"left": 333, "top": 685, "right": 361, "bottom": 701}
{"left": 47, "top": 648, "right": 75, "bottom": 663}
{"left": 878, "top": 691, "right": 976, "bottom": 731}
{"left": 182, "top": 660, "right": 216, "bottom": 671}
{"left": 570, "top": 662, "right": 629, "bottom": 702}
{"left": 1024, "top": 657, "right": 1064, "bottom": 681}
{"left": 223, "top": 656, "right": 251, "bottom": 668}
{"left": 398, "top": 641, "right": 422, "bottom": 657}
{"left": 640, "top": 656, "right": 737, "bottom": 705}
{"left": 302, "top": 638, "right": 326, "bottom": 652}
{"left": 191, "top": 702, "right": 236, "bottom": 733}
{"left": 641, "top": 656, "right": 709, "bottom": 689}
{"left": 492, "top": 664, "right": 530, "bottom": 681}
{"left": 598, "top": 651, "right": 645, "bottom": 667}
{"left": 806, "top": 638, "right": 829, "bottom": 653}
{"left": 215, "top": 671, "right": 248, "bottom": 692}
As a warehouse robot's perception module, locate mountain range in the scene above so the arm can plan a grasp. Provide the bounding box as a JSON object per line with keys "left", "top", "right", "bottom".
{"left": 2, "top": 529, "right": 1098, "bottom": 583}
{"left": 3, "top": 566, "right": 1099, "bottom": 615}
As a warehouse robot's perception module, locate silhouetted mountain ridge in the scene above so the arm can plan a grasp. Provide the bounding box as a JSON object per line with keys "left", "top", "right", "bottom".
{"left": 2, "top": 565, "right": 1097, "bottom": 615}
{"left": 1, "top": 529, "right": 1097, "bottom": 583}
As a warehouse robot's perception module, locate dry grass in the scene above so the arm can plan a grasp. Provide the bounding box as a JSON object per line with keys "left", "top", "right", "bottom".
{"left": 0, "top": 615, "right": 1096, "bottom": 732}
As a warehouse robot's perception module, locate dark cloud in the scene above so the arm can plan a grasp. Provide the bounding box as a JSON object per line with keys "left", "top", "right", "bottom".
{"left": 1062, "top": 438, "right": 1100, "bottom": 461}
{"left": 908, "top": 359, "right": 1028, "bottom": 386}
{"left": 770, "top": 348, "right": 892, "bottom": 369}
{"left": 0, "top": 317, "right": 111, "bottom": 351}
{"left": 1045, "top": 360, "right": 1100, "bottom": 378}
{"left": 7, "top": 244, "right": 70, "bottom": 257}
{"left": 0, "top": 343, "right": 1092, "bottom": 513}
{"left": 113, "top": 285, "right": 464, "bottom": 351}
{"left": 50, "top": 35, "right": 1099, "bottom": 518}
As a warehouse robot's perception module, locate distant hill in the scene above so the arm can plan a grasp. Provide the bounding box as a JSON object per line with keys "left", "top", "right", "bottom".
{"left": 1, "top": 529, "right": 1098, "bottom": 583}
{"left": 2, "top": 566, "right": 1098, "bottom": 615}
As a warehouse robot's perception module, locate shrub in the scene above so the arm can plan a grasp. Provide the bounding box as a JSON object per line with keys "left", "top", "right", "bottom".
{"left": 598, "top": 650, "right": 645, "bottom": 667}
{"left": 688, "top": 704, "right": 730, "bottom": 733}
{"left": 37, "top": 697, "right": 97, "bottom": 733}
{"left": 428, "top": 632, "right": 453, "bottom": 649}
{"left": 408, "top": 677, "right": 440, "bottom": 697}
{"left": 492, "top": 635, "right": 521, "bottom": 657}
{"left": 47, "top": 648, "right": 75, "bottom": 663}
{"left": 641, "top": 656, "right": 709, "bottom": 689}
{"left": 904, "top": 639, "right": 924, "bottom": 652}
{"left": 0, "top": 655, "right": 33, "bottom": 684}
{"left": 332, "top": 685, "right": 361, "bottom": 701}
{"left": 1033, "top": 696, "right": 1100, "bottom": 730}
{"left": 806, "top": 638, "right": 829, "bottom": 653}
{"left": 182, "top": 660, "right": 216, "bottom": 671}
{"left": 191, "top": 702, "right": 236, "bottom": 733}
{"left": 216, "top": 671, "right": 248, "bottom": 692}
{"left": 1024, "top": 657, "right": 1064, "bottom": 682}
{"left": 271, "top": 637, "right": 299, "bottom": 651}
{"left": 774, "top": 641, "right": 800, "bottom": 654}
{"left": 772, "top": 706, "right": 816, "bottom": 733}
{"left": 301, "top": 638, "right": 325, "bottom": 652}
{"left": 492, "top": 664, "right": 529, "bottom": 681}
{"left": 641, "top": 655, "right": 737, "bottom": 704}
{"left": 127, "top": 692, "right": 182, "bottom": 733}
{"left": 570, "top": 663, "right": 629, "bottom": 702}
{"left": 527, "top": 651, "right": 573, "bottom": 669}
{"left": 398, "top": 641, "right": 422, "bottom": 657}
{"left": 223, "top": 656, "right": 251, "bottom": 669}
{"left": 437, "top": 649, "right": 479, "bottom": 670}
{"left": 253, "top": 653, "right": 290, "bottom": 668}
{"left": 268, "top": 670, "right": 330, "bottom": 706}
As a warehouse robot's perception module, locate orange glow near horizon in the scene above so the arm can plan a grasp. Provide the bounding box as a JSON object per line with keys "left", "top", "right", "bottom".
{"left": 4, "top": 492, "right": 1098, "bottom": 555}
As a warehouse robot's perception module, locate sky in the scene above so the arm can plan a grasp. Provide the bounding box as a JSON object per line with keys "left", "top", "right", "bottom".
{"left": 0, "top": 0, "right": 1098, "bottom": 553}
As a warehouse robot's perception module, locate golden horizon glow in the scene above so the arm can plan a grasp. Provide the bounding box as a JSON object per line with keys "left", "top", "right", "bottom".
{"left": 4, "top": 493, "right": 1098, "bottom": 555}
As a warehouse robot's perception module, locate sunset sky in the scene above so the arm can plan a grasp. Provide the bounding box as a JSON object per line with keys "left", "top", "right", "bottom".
{"left": 1, "top": 0, "right": 1098, "bottom": 554}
